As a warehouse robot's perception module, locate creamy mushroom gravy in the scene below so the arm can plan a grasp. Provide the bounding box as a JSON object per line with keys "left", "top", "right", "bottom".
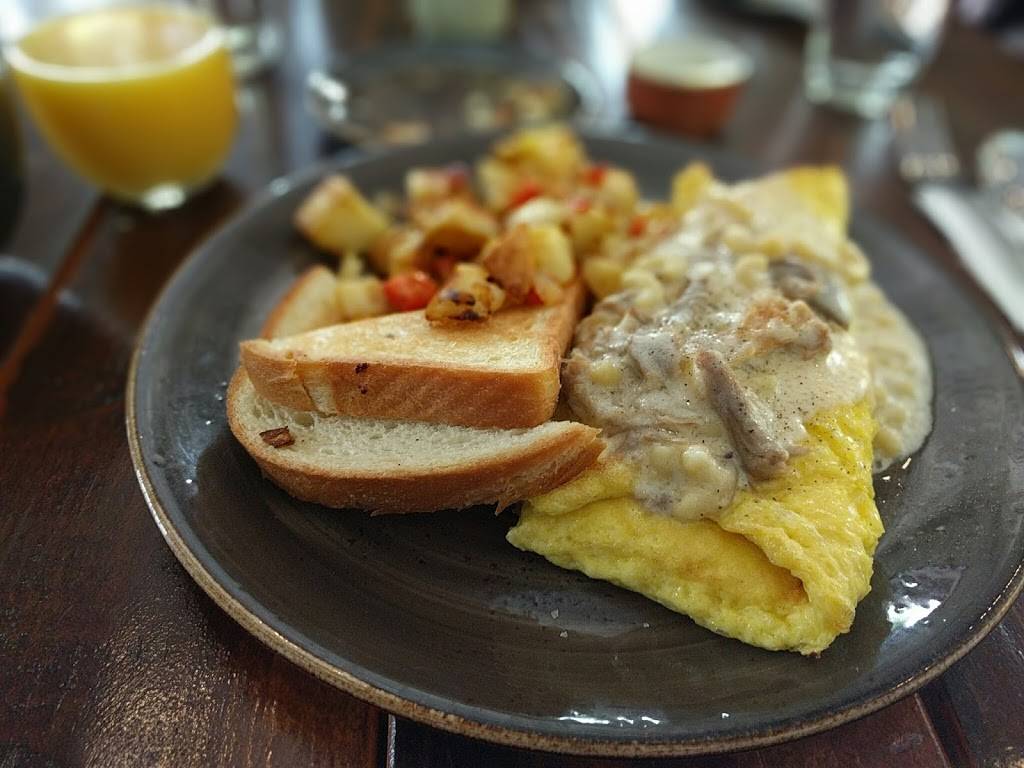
{"left": 850, "top": 282, "right": 933, "bottom": 471}
{"left": 564, "top": 182, "right": 932, "bottom": 520}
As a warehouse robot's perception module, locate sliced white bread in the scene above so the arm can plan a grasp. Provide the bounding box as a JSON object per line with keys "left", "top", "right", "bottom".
{"left": 227, "top": 267, "right": 601, "bottom": 513}
{"left": 227, "top": 370, "right": 602, "bottom": 513}
{"left": 260, "top": 265, "right": 342, "bottom": 339}
{"left": 238, "top": 281, "right": 585, "bottom": 429}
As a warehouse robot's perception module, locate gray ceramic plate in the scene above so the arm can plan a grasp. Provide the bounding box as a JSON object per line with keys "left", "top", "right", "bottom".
{"left": 127, "top": 131, "right": 1024, "bottom": 757}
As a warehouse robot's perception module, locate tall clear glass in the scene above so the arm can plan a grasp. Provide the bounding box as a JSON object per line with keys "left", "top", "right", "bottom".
{"left": 804, "top": 0, "right": 949, "bottom": 118}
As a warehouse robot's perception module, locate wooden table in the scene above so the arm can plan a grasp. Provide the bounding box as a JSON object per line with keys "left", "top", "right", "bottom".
{"left": 2, "top": 3, "right": 1022, "bottom": 766}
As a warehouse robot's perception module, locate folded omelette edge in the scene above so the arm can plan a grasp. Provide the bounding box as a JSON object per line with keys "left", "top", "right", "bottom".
{"left": 506, "top": 400, "right": 881, "bottom": 655}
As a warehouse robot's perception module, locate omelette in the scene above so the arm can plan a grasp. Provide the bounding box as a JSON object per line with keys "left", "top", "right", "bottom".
{"left": 507, "top": 166, "right": 932, "bottom": 655}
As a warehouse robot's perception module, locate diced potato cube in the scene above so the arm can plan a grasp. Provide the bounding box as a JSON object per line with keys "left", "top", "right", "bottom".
{"left": 532, "top": 272, "right": 565, "bottom": 305}
{"left": 506, "top": 197, "right": 567, "bottom": 228}
{"left": 735, "top": 253, "right": 769, "bottom": 289}
{"left": 369, "top": 227, "right": 425, "bottom": 276}
{"left": 671, "top": 162, "right": 713, "bottom": 214}
{"left": 414, "top": 199, "right": 498, "bottom": 257}
{"left": 425, "top": 263, "right": 506, "bottom": 323}
{"left": 480, "top": 224, "right": 574, "bottom": 304}
{"left": 568, "top": 207, "right": 614, "bottom": 255}
{"left": 405, "top": 164, "right": 470, "bottom": 210}
{"left": 407, "top": 168, "right": 452, "bottom": 207}
{"left": 294, "top": 175, "right": 390, "bottom": 255}
{"left": 582, "top": 257, "right": 623, "bottom": 299}
{"left": 531, "top": 225, "right": 575, "bottom": 284}
{"left": 622, "top": 268, "right": 665, "bottom": 311}
{"left": 594, "top": 168, "right": 638, "bottom": 213}
{"left": 634, "top": 287, "right": 665, "bottom": 312}
{"left": 589, "top": 359, "right": 622, "bottom": 387}
{"left": 756, "top": 232, "right": 788, "bottom": 258}
{"left": 339, "top": 250, "right": 364, "bottom": 279}
{"left": 621, "top": 266, "right": 660, "bottom": 293}
{"left": 337, "top": 276, "right": 389, "bottom": 321}
{"left": 476, "top": 156, "right": 519, "bottom": 211}
{"left": 648, "top": 444, "right": 681, "bottom": 474}
{"left": 477, "top": 125, "right": 587, "bottom": 211}
{"left": 721, "top": 224, "right": 754, "bottom": 254}
{"left": 479, "top": 226, "right": 536, "bottom": 303}
{"left": 491, "top": 124, "right": 586, "bottom": 179}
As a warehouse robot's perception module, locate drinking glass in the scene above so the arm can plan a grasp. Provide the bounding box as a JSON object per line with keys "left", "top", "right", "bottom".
{"left": 5, "top": 3, "right": 237, "bottom": 211}
{"left": 804, "top": 0, "right": 949, "bottom": 118}
{"left": 195, "top": 0, "right": 282, "bottom": 78}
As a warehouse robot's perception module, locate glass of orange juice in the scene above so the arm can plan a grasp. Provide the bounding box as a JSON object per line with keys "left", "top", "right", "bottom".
{"left": 5, "top": 3, "right": 237, "bottom": 210}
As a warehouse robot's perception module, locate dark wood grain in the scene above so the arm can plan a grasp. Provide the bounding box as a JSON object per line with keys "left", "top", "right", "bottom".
{"left": 0, "top": 109, "right": 96, "bottom": 362}
{"left": 0, "top": 179, "right": 381, "bottom": 767}
{"left": 919, "top": 600, "right": 1024, "bottom": 768}
{"left": 0, "top": 0, "right": 1022, "bottom": 766}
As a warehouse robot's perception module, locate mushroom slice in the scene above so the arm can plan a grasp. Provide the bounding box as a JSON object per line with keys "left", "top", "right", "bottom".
{"left": 769, "top": 258, "right": 852, "bottom": 328}
{"left": 696, "top": 349, "right": 789, "bottom": 481}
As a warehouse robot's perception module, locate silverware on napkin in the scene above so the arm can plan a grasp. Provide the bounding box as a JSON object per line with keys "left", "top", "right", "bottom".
{"left": 891, "top": 96, "right": 1024, "bottom": 333}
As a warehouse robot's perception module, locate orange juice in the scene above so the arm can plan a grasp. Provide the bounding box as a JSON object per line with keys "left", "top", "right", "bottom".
{"left": 6, "top": 4, "right": 236, "bottom": 209}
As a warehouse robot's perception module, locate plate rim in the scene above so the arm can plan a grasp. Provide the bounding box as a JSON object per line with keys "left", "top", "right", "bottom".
{"left": 125, "top": 130, "right": 1024, "bottom": 757}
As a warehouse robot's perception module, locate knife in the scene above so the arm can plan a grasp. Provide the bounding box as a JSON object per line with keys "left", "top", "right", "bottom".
{"left": 891, "top": 96, "right": 1024, "bottom": 333}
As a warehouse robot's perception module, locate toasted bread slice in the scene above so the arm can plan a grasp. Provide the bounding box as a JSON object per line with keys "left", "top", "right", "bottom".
{"left": 239, "top": 281, "right": 584, "bottom": 429}
{"left": 227, "top": 370, "right": 603, "bottom": 513}
{"left": 260, "top": 265, "right": 342, "bottom": 339}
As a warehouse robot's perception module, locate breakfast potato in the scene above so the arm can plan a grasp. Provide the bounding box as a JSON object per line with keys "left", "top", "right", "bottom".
{"left": 532, "top": 225, "right": 575, "bottom": 285}
{"left": 294, "top": 175, "right": 390, "bottom": 255}
{"left": 478, "top": 124, "right": 587, "bottom": 211}
{"left": 414, "top": 199, "right": 498, "bottom": 257}
{"left": 480, "top": 223, "right": 574, "bottom": 305}
{"left": 592, "top": 167, "right": 639, "bottom": 213}
{"left": 491, "top": 123, "right": 586, "bottom": 181}
{"left": 478, "top": 227, "right": 535, "bottom": 303}
{"left": 581, "top": 256, "right": 624, "bottom": 299}
{"left": 505, "top": 196, "right": 568, "bottom": 228}
{"left": 567, "top": 205, "right": 615, "bottom": 256}
{"left": 337, "top": 275, "right": 389, "bottom": 321}
{"left": 405, "top": 164, "right": 472, "bottom": 211}
{"left": 369, "top": 226, "right": 425, "bottom": 276}
{"left": 671, "top": 161, "right": 713, "bottom": 214}
{"left": 425, "top": 263, "right": 506, "bottom": 322}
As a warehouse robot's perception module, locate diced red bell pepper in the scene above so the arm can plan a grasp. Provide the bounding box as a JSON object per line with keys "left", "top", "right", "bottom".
{"left": 628, "top": 214, "right": 648, "bottom": 237}
{"left": 444, "top": 163, "right": 470, "bottom": 193}
{"left": 383, "top": 271, "right": 438, "bottom": 311}
{"left": 582, "top": 164, "right": 608, "bottom": 186}
{"left": 524, "top": 287, "right": 544, "bottom": 306}
{"left": 507, "top": 181, "right": 542, "bottom": 210}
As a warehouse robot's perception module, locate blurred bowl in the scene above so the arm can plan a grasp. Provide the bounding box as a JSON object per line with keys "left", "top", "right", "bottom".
{"left": 306, "top": 44, "right": 604, "bottom": 147}
{"left": 627, "top": 37, "right": 752, "bottom": 138}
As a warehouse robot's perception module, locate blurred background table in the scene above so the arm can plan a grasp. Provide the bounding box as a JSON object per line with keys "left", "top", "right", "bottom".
{"left": 2, "top": 2, "right": 1023, "bottom": 766}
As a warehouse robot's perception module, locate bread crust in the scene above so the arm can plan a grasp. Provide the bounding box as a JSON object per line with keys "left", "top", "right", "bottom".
{"left": 240, "top": 281, "right": 585, "bottom": 429}
{"left": 227, "top": 370, "right": 603, "bottom": 514}
{"left": 260, "top": 265, "right": 341, "bottom": 340}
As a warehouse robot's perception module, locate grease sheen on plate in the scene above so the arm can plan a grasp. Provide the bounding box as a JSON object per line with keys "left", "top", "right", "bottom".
{"left": 128, "top": 131, "right": 1024, "bottom": 757}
